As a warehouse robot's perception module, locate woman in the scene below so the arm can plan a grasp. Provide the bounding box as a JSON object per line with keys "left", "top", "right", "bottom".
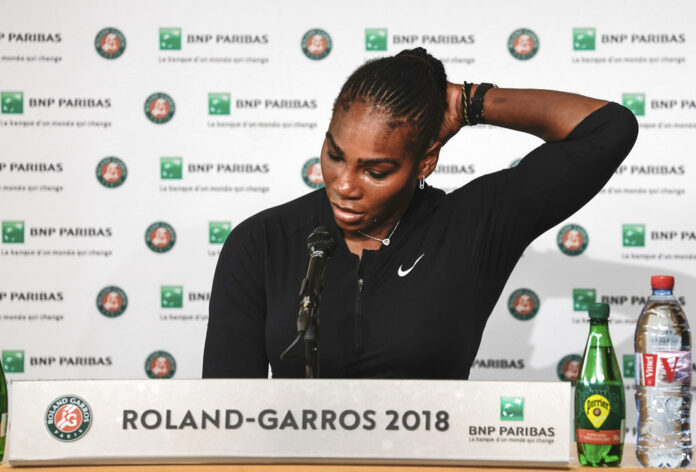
{"left": 202, "top": 48, "right": 638, "bottom": 379}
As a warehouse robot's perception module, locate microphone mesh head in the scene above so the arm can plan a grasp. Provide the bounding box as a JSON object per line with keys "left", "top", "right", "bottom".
{"left": 307, "top": 226, "right": 336, "bottom": 256}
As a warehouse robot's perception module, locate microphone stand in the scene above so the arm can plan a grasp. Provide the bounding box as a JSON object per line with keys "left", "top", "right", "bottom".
{"left": 280, "top": 227, "right": 335, "bottom": 379}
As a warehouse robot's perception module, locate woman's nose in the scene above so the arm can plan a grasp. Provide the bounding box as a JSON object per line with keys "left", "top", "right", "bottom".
{"left": 335, "top": 170, "right": 361, "bottom": 199}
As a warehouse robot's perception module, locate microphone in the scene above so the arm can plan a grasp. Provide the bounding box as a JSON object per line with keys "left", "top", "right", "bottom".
{"left": 297, "top": 226, "right": 336, "bottom": 333}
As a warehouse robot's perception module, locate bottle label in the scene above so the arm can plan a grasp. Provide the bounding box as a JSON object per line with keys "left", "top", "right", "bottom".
{"left": 575, "top": 385, "right": 624, "bottom": 445}
{"left": 0, "top": 412, "right": 6, "bottom": 438}
{"left": 636, "top": 351, "right": 691, "bottom": 386}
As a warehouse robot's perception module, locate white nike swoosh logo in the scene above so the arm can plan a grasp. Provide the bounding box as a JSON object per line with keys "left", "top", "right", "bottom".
{"left": 398, "top": 253, "right": 425, "bottom": 277}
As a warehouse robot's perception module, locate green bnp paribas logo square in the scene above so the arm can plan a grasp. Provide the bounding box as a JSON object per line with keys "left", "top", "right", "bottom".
{"left": 623, "top": 93, "right": 645, "bottom": 116}
{"left": 573, "top": 288, "right": 596, "bottom": 312}
{"left": 209, "top": 221, "right": 231, "bottom": 244}
{"left": 500, "top": 396, "right": 524, "bottom": 421}
{"left": 365, "top": 28, "right": 387, "bottom": 51}
{"left": 161, "top": 285, "right": 183, "bottom": 308}
{"left": 2, "top": 220, "right": 25, "bottom": 243}
{"left": 573, "top": 28, "right": 596, "bottom": 51}
{"left": 160, "top": 27, "right": 182, "bottom": 50}
{"left": 2, "top": 350, "right": 25, "bottom": 373}
{"left": 1, "top": 91, "right": 23, "bottom": 114}
{"left": 208, "top": 93, "right": 231, "bottom": 115}
{"left": 623, "top": 354, "right": 635, "bottom": 379}
{"left": 623, "top": 224, "right": 645, "bottom": 247}
{"left": 160, "top": 157, "right": 183, "bottom": 180}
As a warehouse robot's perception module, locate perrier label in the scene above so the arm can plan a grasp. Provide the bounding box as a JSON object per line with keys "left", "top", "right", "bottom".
{"left": 574, "top": 302, "right": 625, "bottom": 466}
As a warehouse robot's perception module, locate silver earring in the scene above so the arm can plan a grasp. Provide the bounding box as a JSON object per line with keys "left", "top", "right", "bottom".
{"left": 419, "top": 176, "right": 425, "bottom": 190}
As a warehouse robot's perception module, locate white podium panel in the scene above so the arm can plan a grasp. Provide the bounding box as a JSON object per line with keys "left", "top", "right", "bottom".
{"left": 8, "top": 379, "right": 570, "bottom": 466}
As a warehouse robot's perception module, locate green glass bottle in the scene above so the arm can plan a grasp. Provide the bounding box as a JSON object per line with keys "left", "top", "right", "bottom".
{"left": 0, "top": 358, "right": 7, "bottom": 461}
{"left": 575, "top": 302, "right": 625, "bottom": 466}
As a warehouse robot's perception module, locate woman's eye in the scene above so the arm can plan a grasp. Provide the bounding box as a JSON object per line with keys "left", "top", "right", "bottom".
{"left": 367, "top": 170, "right": 388, "bottom": 179}
{"left": 327, "top": 152, "right": 341, "bottom": 161}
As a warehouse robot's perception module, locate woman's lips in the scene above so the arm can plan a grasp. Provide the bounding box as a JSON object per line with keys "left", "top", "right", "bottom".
{"left": 331, "top": 202, "right": 364, "bottom": 224}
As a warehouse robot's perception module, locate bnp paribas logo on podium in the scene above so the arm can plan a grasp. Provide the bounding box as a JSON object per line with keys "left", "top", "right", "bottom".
{"left": 160, "top": 157, "right": 183, "bottom": 180}
{"left": 623, "top": 223, "right": 645, "bottom": 247}
{"left": 365, "top": 28, "right": 387, "bottom": 51}
{"left": 500, "top": 397, "right": 524, "bottom": 421}
{"left": 209, "top": 221, "right": 231, "bottom": 244}
{"left": 1, "top": 91, "right": 23, "bottom": 114}
{"left": 209, "top": 92, "right": 231, "bottom": 115}
{"left": 2, "top": 220, "right": 25, "bottom": 243}
{"left": 573, "top": 27, "right": 596, "bottom": 51}
{"left": 161, "top": 285, "right": 183, "bottom": 308}
{"left": 160, "top": 27, "right": 182, "bottom": 50}
{"left": 573, "top": 288, "right": 596, "bottom": 312}
{"left": 2, "top": 350, "right": 25, "bottom": 373}
{"left": 623, "top": 93, "right": 645, "bottom": 116}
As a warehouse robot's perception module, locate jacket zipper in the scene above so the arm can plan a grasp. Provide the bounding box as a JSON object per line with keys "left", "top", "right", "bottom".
{"left": 354, "top": 277, "right": 364, "bottom": 351}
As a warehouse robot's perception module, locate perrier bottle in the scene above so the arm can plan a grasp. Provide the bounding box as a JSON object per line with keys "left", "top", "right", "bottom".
{"left": 575, "top": 302, "right": 625, "bottom": 466}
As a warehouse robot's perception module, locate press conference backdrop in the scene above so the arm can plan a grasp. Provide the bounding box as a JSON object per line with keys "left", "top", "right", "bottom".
{"left": 0, "top": 0, "right": 694, "bottom": 442}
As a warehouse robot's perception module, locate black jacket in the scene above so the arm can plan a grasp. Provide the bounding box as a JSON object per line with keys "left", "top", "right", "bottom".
{"left": 203, "top": 102, "right": 638, "bottom": 379}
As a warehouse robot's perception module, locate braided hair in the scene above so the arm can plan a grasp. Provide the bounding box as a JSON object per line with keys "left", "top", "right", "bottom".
{"left": 334, "top": 47, "right": 447, "bottom": 156}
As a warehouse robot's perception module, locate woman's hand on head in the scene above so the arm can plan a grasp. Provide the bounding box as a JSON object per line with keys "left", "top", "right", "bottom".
{"left": 437, "top": 81, "right": 467, "bottom": 147}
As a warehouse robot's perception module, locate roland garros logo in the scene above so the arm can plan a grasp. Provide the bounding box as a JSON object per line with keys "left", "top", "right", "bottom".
{"left": 145, "top": 350, "right": 176, "bottom": 379}
{"left": 507, "top": 288, "right": 540, "bottom": 321}
{"left": 96, "top": 286, "right": 128, "bottom": 318}
{"left": 45, "top": 395, "right": 92, "bottom": 441}
{"left": 145, "top": 222, "right": 176, "bottom": 253}
{"left": 301, "top": 29, "right": 332, "bottom": 60}
{"left": 557, "top": 223, "right": 589, "bottom": 256}
{"left": 96, "top": 157, "right": 127, "bottom": 188}
{"left": 302, "top": 157, "right": 324, "bottom": 189}
{"left": 507, "top": 28, "right": 539, "bottom": 60}
{"left": 144, "top": 92, "right": 176, "bottom": 124}
{"left": 94, "top": 27, "right": 126, "bottom": 59}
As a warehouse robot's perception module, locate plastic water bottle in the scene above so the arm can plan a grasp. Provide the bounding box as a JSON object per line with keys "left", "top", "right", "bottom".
{"left": 635, "top": 275, "right": 692, "bottom": 467}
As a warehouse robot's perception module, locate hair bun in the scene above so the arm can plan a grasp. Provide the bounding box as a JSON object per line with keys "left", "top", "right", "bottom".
{"left": 396, "top": 47, "right": 429, "bottom": 58}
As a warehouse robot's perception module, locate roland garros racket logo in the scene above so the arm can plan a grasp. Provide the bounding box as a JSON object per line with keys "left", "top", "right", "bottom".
{"left": 45, "top": 395, "right": 92, "bottom": 441}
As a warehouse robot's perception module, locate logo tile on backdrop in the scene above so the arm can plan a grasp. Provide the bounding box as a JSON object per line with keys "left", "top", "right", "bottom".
{"left": 301, "top": 29, "right": 332, "bottom": 60}
{"left": 557, "top": 354, "right": 583, "bottom": 384}
{"left": 365, "top": 28, "right": 387, "bottom": 51}
{"left": 160, "top": 157, "right": 183, "bottom": 179}
{"left": 96, "top": 286, "right": 128, "bottom": 318}
{"left": 145, "top": 351, "right": 176, "bottom": 379}
{"left": 2, "top": 220, "right": 25, "bottom": 243}
{"left": 1, "top": 91, "right": 23, "bottom": 114}
{"left": 573, "top": 28, "right": 596, "bottom": 51}
{"left": 161, "top": 286, "right": 183, "bottom": 308}
{"left": 209, "top": 222, "right": 231, "bottom": 244}
{"left": 45, "top": 395, "right": 92, "bottom": 441}
{"left": 159, "top": 27, "right": 182, "bottom": 50}
{"left": 94, "top": 28, "right": 126, "bottom": 59}
{"left": 507, "top": 288, "right": 540, "bottom": 321}
{"left": 622, "top": 224, "right": 645, "bottom": 247}
{"left": 557, "top": 224, "right": 589, "bottom": 256}
{"left": 144, "top": 93, "right": 175, "bottom": 124}
{"left": 572, "top": 288, "right": 596, "bottom": 311}
{"left": 96, "top": 157, "right": 127, "bottom": 188}
{"left": 508, "top": 28, "right": 539, "bottom": 60}
{"left": 145, "top": 222, "right": 176, "bottom": 253}
{"left": 2, "top": 350, "right": 25, "bottom": 373}
{"left": 302, "top": 157, "right": 324, "bottom": 189}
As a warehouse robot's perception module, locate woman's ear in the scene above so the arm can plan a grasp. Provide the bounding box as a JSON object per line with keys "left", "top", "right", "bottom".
{"left": 419, "top": 140, "right": 441, "bottom": 179}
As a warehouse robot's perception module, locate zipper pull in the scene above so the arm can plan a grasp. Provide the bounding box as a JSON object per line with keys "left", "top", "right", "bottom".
{"left": 358, "top": 278, "right": 364, "bottom": 292}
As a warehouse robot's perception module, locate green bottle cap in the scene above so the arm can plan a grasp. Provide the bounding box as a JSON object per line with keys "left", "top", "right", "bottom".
{"left": 588, "top": 302, "right": 610, "bottom": 320}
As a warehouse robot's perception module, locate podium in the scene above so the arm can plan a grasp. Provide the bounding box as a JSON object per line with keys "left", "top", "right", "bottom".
{"left": 6, "top": 379, "right": 571, "bottom": 467}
